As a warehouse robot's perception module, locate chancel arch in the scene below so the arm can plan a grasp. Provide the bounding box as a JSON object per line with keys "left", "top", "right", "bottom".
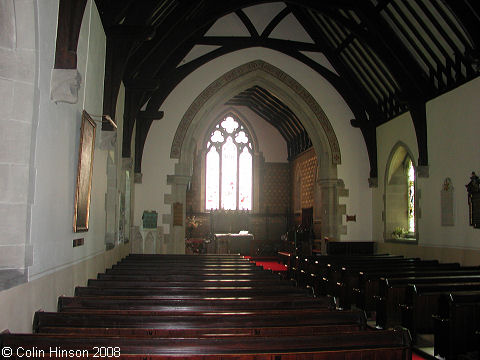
{"left": 167, "top": 60, "right": 345, "bottom": 253}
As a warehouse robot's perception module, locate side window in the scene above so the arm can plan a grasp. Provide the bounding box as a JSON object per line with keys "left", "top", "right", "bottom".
{"left": 385, "top": 144, "right": 417, "bottom": 241}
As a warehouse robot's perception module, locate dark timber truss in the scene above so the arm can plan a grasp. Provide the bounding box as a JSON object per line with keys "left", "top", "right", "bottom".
{"left": 56, "top": 0, "right": 480, "bottom": 179}
{"left": 226, "top": 86, "right": 313, "bottom": 160}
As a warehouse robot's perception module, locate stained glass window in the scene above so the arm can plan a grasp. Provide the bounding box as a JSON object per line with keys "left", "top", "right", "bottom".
{"left": 221, "top": 137, "right": 237, "bottom": 210}
{"left": 407, "top": 159, "right": 415, "bottom": 233}
{"left": 205, "top": 115, "right": 253, "bottom": 211}
{"left": 239, "top": 147, "right": 252, "bottom": 210}
{"left": 205, "top": 147, "right": 219, "bottom": 210}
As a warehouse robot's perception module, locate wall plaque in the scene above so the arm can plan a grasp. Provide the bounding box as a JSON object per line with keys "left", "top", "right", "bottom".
{"left": 441, "top": 178, "right": 454, "bottom": 226}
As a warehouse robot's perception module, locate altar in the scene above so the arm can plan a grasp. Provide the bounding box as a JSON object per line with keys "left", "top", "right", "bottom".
{"left": 214, "top": 232, "right": 254, "bottom": 255}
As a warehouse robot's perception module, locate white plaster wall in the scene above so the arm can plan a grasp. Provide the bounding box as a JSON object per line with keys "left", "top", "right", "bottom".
{"left": 422, "top": 78, "right": 480, "bottom": 249}
{"left": 238, "top": 106, "right": 288, "bottom": 163}
{"left": 0, "top": 243, "right": 129, "bottom": 333}
{"left": 374, "top": 77, "right": 480, "bottom": 251}
{"left": 135, "top": 47, "right": 372, "bottom": 241}
{"left": 29, "top": 0, "right": 107, "bottom": 278}
{"left": 374, "top": 112, "right": 418, "bottom": 242}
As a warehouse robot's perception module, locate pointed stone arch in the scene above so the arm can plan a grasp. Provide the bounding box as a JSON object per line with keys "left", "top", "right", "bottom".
{"left": 171, "top": 60, "right": 341, "bottom": 166}
{"left": 166, "top": 60, "right": 346, "bottom": 253}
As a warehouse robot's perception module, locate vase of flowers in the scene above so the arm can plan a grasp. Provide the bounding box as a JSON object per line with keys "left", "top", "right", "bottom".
{"left": 186, "top": 215, "right": 199, "bottom": 239}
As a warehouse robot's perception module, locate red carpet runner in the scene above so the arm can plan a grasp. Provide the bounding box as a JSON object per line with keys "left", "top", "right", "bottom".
{"left": 245, "top": 256, "right": 287, "bottom": 272}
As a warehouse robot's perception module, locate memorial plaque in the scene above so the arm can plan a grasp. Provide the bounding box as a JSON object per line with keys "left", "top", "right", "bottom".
{"left": 441, "top": 178, "right": 454, "bottom": 226}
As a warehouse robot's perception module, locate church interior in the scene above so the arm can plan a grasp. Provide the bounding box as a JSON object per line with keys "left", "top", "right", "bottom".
{"left": 1, "top": 0, "right": 480, "bottom": 359}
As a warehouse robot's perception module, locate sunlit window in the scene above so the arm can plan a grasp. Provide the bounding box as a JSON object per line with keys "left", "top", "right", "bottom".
{"left": 221, "top": 137, "right": 237, "bottom": 210}
{"left": 385, "top": 144, "right": 417, "bottom": 241}
{"left": 407, "top": 159, "right": 415, "bottom": 233}
{"left": 205, "top": 147, "right": 219, "bottom": 210}
{"left": 238, "top": 147, "right": 252, "bottom": 210}
{"left": 205, "top": 116, "right": 253, "bottom": 211}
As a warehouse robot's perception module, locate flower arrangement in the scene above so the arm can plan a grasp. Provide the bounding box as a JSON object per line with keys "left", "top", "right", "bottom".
{"left": 187, "top": 216, "right": 199, "bottom": 229}
{"left": 186, "top": 216, "right": 199, "bottom": 239}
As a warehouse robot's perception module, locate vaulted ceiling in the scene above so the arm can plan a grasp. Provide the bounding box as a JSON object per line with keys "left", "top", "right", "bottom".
{"left": 90, "top": 0, "right": 479, "bottom": 178}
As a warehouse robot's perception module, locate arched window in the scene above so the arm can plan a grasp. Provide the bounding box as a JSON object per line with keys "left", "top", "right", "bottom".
{"left": 205, "top": 115, "right": 253, "bottom": 211}
{"left": 385, "top": 144, "right": 417, "bottom": 241}
{"left": 406, "top": 159, "right": 415, "bottom": 234}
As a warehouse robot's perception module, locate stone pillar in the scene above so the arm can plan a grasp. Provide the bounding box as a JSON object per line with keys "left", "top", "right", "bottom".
{"left": 166, "top": 174, "right": 191, "bottom": 254}
{"left": 104, "top": 151, "right": 117, "bottom": 249}
{"left": 317, "top": 178, "right": 341, "bottom": 241}
{"left": 0, "top": 0, "right": 36, "bottom": 274}
{"left": 313, "top": 177, "right": 322, "bottom": 240}
{"left": 120, "top": 158, "right": 133, "bottom": 244}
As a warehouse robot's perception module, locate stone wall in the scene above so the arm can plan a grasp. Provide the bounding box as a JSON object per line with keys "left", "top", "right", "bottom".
{"left": 0, "top": 0, "right": 36, "bottom": 273}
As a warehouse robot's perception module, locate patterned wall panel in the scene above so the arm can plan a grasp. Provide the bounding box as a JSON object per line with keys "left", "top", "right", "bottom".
{"left": 291, "top": 148, "right": 317, "bottom": 211}
{"left": 263, "top": 162, "right": 290, "bottom": 214}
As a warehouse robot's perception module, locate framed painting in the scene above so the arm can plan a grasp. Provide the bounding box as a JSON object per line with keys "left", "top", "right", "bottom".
{"left": 73, "top": 110, "right": 96, "bottom": 232}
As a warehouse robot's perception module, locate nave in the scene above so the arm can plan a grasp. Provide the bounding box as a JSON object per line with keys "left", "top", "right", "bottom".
{"left": 1, "top": 254, "right": 412, "bottom": 359}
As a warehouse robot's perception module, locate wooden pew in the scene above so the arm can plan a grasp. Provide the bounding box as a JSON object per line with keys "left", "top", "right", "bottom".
{"left": 327, "top": 258, "right": 436, "bottom": 291}
{"left": 74, "top": 285, "right": 309, "bottom": 298}
{"left": 347, "top": 265, "right": 479, "bottom": 311}
{"left": 86, "top": 278, "right": 296, "bottom": 289}
{"left": 57, "top": 295, "right": 334, "bottom": 313}
{"left": 400, "top": 283, "right": 480, "bottom": 342}
{"left": 96, "top": 272, "right": 288, "bottom": 283}
{"left": 310, "top": 258, "right": 452, "bottom": 308}
{"left": 123, "top": 253, "right": 246, "bottom": 260}
{"left": 376, "top": 275, "right": 480, "bottom": 329}
{"left": 433, "top": 291, "right": 480, "bottom": 359}
{"left": 111, "top": 262, "right": 260, "bottom": 269}
{"left": 104, "top": 268, "right": 279, "bottom": 277}
{"left": 1, "top": 253, "right": 414, "bottom": 359}
{"left": 37, "top": 323, "right": 365, "bottom": 338}
{"left": 122, "top": 254, "right": 248, "bottom": 261}
{"left": 297, "top": 254, "right": 411, "bottom": 297}
{"left": 34, "top": 309, "right": 367, "bottom": 335}
{"left": 1, "top": 328, "right": 412, "bottom": 359}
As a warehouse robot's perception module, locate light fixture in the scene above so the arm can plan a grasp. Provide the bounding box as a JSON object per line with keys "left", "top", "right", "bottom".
{"left": 88, "top": 113, "right": 117, "bottom": 129}
{"left": 102, "top": 115, "right": 117, "bottom": 129}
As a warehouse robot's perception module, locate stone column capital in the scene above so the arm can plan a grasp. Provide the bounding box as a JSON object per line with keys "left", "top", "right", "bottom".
{"left": 50, "top": 69, "right": 81, "bottom": 104}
